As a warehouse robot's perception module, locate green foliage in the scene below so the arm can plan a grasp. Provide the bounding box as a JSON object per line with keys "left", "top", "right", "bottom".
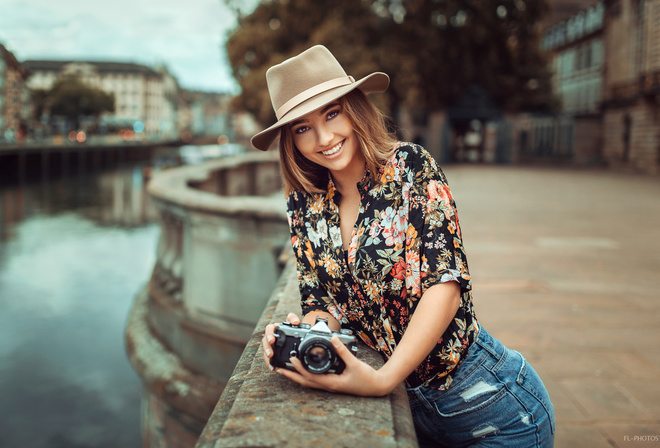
{"left": 31, "top": 89, "right": 50, "bottom": 120}
{"left": 224, "top": 0, "right": 558, "bottom": 126}
{"left": 47, "top": 76, "right": 115, "bottom": 124}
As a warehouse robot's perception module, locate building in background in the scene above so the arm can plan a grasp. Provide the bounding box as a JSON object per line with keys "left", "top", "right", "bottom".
{"left": 178, "top": 90, "right": 233, "bottom": 143}
{"left": 23, "top": 60, "right": 181, "bottom": 140}
{"left": 231, "top": 111, "right": 261, "bottom": 147}
{"left": 0, "top": 44, "right": 29, "bottom": 144}
{"left": 601, "top": 0, "right": 660, "bottom": 172}
{"left": 544, "top": 2, "right": 605, "bottom": 114}
{"left": 17, "top": 59, "right": 240, "bottom": 145}
{"left": 540, "top": 0, "right": 606, "bottom": 165}
{"left": 538, "top": 0, "right": 660, "bottom": 173}
{"left": 402, "top": 0, "right": 659, "bottom": 175}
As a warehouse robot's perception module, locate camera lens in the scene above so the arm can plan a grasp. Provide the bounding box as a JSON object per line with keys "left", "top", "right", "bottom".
{"left": 300, "top": 338, "right": 334, "bottom": 374}
{"left": 308, "top": 346, "right": 328, "bottom": 364}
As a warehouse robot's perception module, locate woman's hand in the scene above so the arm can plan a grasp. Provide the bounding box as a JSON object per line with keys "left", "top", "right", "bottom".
{"left": 275, "top": 335, "right": 395, "bottom": 397}
{"left": 263, "top": 311, "right": 341, "bottom": 371}
{"left": 268, "top": 282, "right": 461, "bottom": 397}
{"left": 262, "top": 312, "right": 300, "bottom": 370}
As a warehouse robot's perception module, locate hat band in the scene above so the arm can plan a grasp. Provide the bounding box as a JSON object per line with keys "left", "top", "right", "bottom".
{"left": 275, "top": 76, "right": 355, "bottom": 120}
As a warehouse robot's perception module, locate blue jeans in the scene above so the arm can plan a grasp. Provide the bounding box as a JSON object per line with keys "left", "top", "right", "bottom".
{"left": 407, "top": 327, "right": 555, "bottom": 447}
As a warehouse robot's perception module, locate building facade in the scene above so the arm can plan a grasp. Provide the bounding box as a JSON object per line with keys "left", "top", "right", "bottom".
{"left": 0, "top": 44, "right": 29, "bottom": 143}
{"left": 601, "top": 0, "right": 660, "bottom": 172}
{"left": 544, "top": 2, "right": 606, "bottom": 114}
{"left": 538, "top": 1, "right": 606, "bottom": 165}
{"left": 540, "top": 0, "right": 660, "bottom": 173}
{"left": 23, "top": 60, "right": 181, "bottom": 139}
{"left": 178, "top": 90, "right": 233, "bottom": 140}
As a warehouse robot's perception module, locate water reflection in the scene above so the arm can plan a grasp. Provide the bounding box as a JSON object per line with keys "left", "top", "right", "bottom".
{"left": 0, "top": 150, "right": 176, "bottom": 447}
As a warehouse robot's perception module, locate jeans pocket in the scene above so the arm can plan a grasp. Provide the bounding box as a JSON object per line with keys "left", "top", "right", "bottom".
{"left": 429, "top": 373, "right": 508, "bottom": 418}
{"left": 515, "top": 357, "right": 556, "bottom": 434}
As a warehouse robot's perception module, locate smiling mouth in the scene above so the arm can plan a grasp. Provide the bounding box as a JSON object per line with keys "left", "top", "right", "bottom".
{"left": 321, "top": 141, "right": 343, "bottom": 156}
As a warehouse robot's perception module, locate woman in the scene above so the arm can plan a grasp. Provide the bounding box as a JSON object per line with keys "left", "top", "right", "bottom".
{"left": 255, "top": 45, "right": 555, "bottom": 447}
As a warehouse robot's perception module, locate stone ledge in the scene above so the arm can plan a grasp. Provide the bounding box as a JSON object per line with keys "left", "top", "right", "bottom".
{"left": 147, "top": 151, "right": 286, "bottom": 220}
{"left": 195, "top": 259, "right": 418, "bottom": 448}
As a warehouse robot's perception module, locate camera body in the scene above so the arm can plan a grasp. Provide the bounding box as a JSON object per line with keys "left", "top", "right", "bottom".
{"left": 269, "top": 317, "right": 358, "bottom": 374}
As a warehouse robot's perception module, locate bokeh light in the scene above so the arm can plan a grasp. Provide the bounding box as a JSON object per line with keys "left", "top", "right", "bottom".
{"left": 133, "top": 121, "right": 145, "bottom": 133}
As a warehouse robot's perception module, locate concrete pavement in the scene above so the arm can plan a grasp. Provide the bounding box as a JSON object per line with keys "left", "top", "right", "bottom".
{"left": 444, "top": 164, "right": 660, "bottom": 448}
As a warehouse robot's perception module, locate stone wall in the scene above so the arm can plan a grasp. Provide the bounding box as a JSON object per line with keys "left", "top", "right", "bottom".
{"left": 126, "top": 151, "right": 290, "bottom": 447}
{"left": 574, "top": 115, "right": 604, "bottom": 165}
{"left": 195, "top": 258, "right": 418, "bottom": 448}
{"left": 603, "top": 103, "right": 660, "bottom": 173}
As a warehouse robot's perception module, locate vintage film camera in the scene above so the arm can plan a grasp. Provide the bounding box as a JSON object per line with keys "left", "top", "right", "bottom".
{"left": 269, "top": 317, "right": 358, "bottom": 374}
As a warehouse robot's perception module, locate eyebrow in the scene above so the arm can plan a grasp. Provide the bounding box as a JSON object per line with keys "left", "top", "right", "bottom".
{"left": 289, "top": 103, "right": 340, "bottom": 129}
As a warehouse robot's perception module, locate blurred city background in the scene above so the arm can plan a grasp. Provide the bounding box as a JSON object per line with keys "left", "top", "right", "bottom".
{"left": 1, "top": 0, "right": 659, "bottom": 447}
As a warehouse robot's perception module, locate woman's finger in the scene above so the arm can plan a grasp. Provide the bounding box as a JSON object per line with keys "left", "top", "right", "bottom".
{"left": 262, "top": 336, "right": 273, "bottom": 357}
{"left": 286, "top": 313, "right": 301, "bottom": 325}
{"left": 262, "top": 323, "right": 279, "bottom": 371}
{"left": 331, "top": 335, "right": 357, "bottom": 366}
{"left": 278, "top": 360, "right": 330, "bottom": 390}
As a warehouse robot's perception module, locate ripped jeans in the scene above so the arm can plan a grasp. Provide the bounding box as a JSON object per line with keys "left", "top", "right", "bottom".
{"left": 406, "top": 327, "right": 555, "bottom": 447}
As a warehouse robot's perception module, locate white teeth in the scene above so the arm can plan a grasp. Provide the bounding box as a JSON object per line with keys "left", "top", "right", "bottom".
{"left": 322, "top": 141, "right": 342, "bottom": 156}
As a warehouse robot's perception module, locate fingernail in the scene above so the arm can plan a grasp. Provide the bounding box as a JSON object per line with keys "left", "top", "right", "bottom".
{"left": 268, "top": 364, "right": 274, "bottom": 372}
{"left": 268, "top": 336, "right": 274, "bottom": 343}
{"left": 265, "top": 349, "right": 272, "bottom": 357}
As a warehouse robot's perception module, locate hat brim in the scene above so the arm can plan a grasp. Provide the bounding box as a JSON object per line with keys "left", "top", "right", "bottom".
{"left": 251, "top": 72, "right": 389, "bottom": 151}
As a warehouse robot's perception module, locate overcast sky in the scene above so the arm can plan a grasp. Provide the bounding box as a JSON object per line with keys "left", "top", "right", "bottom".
{"left": 0, "top": 0, "right": 258, "bottom": 93}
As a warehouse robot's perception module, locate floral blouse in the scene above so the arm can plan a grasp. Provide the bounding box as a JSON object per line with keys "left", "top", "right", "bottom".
{"left": 286, "top": 142, "right": 479, "bottom": 390}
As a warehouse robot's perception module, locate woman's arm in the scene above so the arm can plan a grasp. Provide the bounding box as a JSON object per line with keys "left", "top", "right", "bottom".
{"left": 275, "top": 281, "right": 460, "bottom": 396}
{"left": 374, "top": 281, "right": 460, "bottom": 394}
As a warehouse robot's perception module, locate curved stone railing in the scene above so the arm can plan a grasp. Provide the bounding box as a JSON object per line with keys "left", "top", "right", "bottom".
{"left": 125, "top": 151, "right": 290, "bottom": 447}
{"left": 126, "top": 149, "right": 418, "bottom": 447}
{"left": 195, "top": 257, "right": 418, "bottom": 448}
{"left": 146, "top": 150, "right": 288, "bottom": 376}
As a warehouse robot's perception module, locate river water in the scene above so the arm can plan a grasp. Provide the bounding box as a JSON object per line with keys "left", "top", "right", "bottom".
{"left": 0, "top": 146, "right": 231, "bottom": 447}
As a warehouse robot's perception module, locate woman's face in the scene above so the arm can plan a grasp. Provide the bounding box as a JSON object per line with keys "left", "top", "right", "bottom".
{"left": 290, "top": 101, "right": 362, "bottom": 177}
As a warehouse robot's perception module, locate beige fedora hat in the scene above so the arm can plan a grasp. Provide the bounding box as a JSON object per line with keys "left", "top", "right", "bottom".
{"left": 250, "top": 45, "right": 389, "bottom": 151}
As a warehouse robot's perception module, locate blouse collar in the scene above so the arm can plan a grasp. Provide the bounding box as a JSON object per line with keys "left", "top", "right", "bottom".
{"left": 323, "top": 163, "right": 374, "bottom": 202}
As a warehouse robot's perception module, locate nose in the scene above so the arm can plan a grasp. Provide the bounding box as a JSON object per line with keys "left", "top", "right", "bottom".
{"left": 316, "top": 123, "right": 334, "bottom": 147}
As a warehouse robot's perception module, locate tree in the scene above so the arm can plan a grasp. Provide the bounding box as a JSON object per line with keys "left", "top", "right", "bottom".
{"left": 31, "top": 89, "right": 50, "bottom": 121}
{"left": 223, "top": 0, "right": 557, "bottom": 127}
{"left": 47, "top": 76, "right": 115, "bottom": 130}
{"left": 224, "top": 0, "right": 390, "bottom": 126}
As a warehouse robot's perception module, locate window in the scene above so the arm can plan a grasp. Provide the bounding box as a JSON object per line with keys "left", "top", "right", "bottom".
{"left": 632, "top": 0, "right": 646, "bottom": 75}
{"left": 562, "top": 50, "right": 576, "bottom": 78}
{"left": 582, "top": 42, "right": 592, "bottom": 68}
{"left": 592, "top": 39, "right": 603, "bottom": 68}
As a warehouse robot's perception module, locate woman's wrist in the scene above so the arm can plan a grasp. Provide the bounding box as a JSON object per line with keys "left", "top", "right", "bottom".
{"left": 302, "top": 310, "right": 341, "bottom": 331}
{"left": 372, "top": 367, "right": 401, "bottom": 396}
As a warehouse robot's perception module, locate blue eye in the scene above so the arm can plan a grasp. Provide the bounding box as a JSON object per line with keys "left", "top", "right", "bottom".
{"left": 327, "top": 110, "right": 339, "bottom": 120}
{"left": 294, "top": 126, "right": 309, "bottom": 135}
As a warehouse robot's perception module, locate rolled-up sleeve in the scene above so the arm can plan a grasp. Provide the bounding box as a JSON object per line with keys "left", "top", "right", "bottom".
{"left": 406, "top": 148, "right": 472, "bottom": 296}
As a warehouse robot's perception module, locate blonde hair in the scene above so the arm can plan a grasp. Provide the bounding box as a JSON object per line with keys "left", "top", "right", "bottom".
{"left": 279, "top": 89, "right": 397, "bottom": 195}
